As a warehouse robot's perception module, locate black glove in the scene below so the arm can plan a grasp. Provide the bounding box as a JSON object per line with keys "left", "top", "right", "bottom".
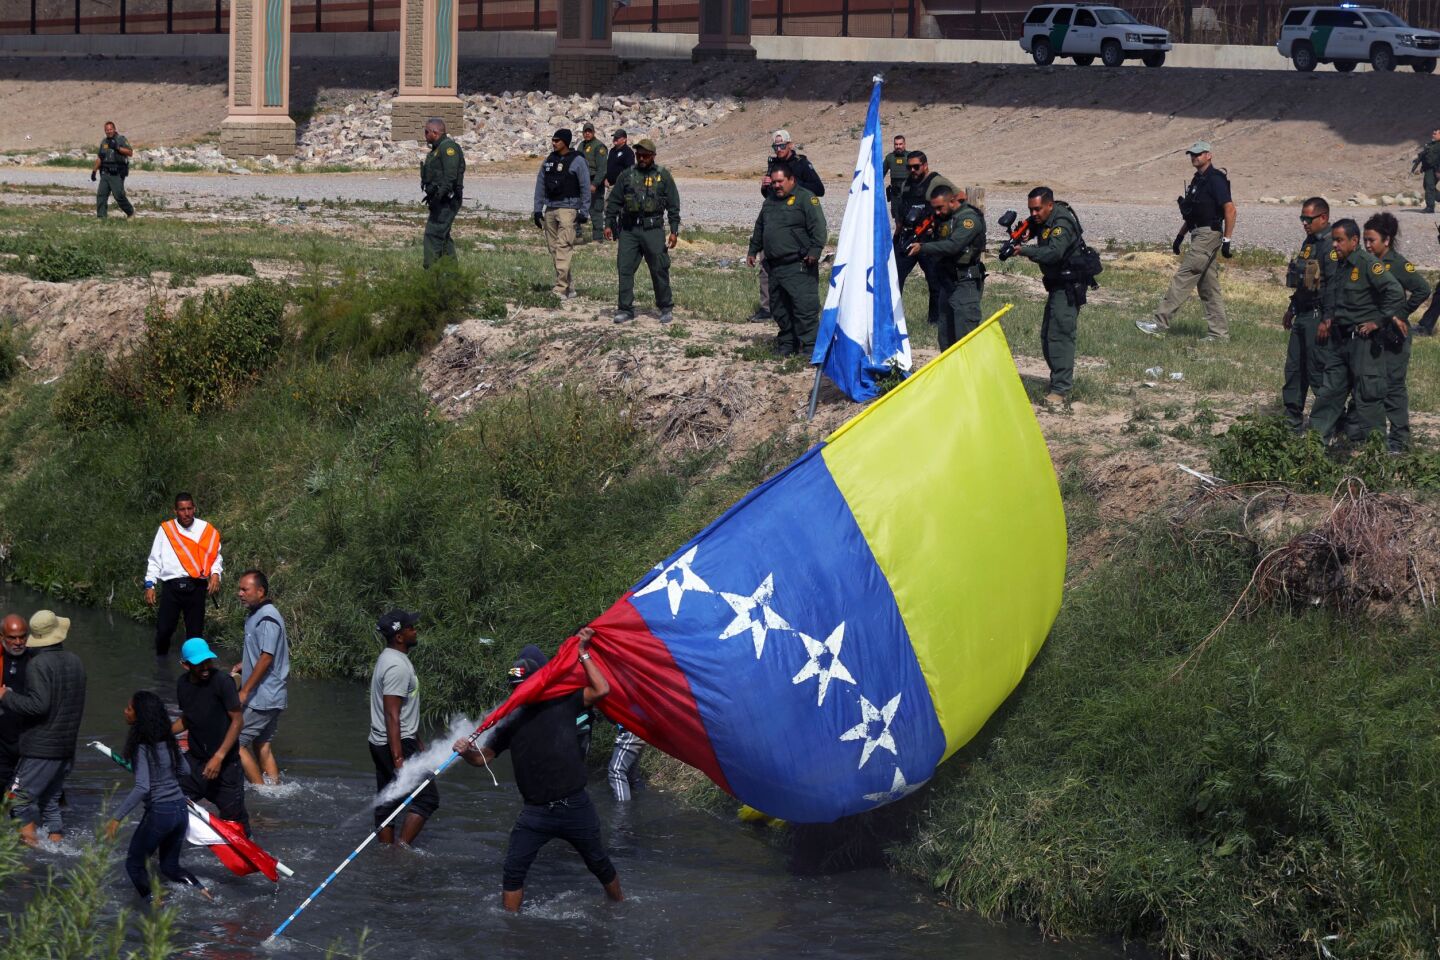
{"left": 1171, "top": 236, "right": 1183, "bottom": 256}
{"left": 533, "top": 212, "right": 544, "bottom": 228}
{"left": 1221, "top": 238, "right": 1233, "bottom": 259}
{"left": 90, "top": 170, "right": 97, "bottom": 182}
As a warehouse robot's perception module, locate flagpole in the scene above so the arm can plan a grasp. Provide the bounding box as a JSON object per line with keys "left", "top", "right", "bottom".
{"left": 806, "top": 364, "right": 824, "bottom": 421}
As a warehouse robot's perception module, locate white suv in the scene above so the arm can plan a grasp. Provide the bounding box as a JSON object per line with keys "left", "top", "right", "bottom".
{"left": 1019, "top": 4, "right": 1172, "bottom": 68}
{"left": 1277, "top": 5, "right": 1440, "bottom": 72}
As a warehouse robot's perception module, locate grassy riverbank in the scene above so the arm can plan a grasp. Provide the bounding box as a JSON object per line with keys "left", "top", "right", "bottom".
{"left": 1, "top": 199, "right": 1438, "bottom": 958}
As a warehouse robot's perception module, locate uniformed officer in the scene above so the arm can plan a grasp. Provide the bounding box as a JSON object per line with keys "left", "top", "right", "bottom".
{"left": 1137, "top": 140, "right": 1235, "bottom": 341}
{"left": 1280, "top": 197, "right": 1338, "bottom": 431}
{"left": 747, "top": 161, "right": 828, "bottom": 358}
{"left": 750, "top": 130, "right": 826, "bottom": 324}
{"left": 1417, "top": 222, "right": 1440, "bottom": 335}
{"left": 91, "top": 121, "right": 134, "bottom": 219}
{"left": 907, "top": 184, "right": 986, "bottom": 351}
{"left": 885, "top": 134, "right": 908, "bottom": 204}
{"left": 1010, "top": 186, "right": 1085, "bottom": 407}
{"left": 579, "top": 122, "right": 609, "bottom": 243}
{"left": 1308, "top": 218, "right": 1407, "bottom": 445}
{"left": 892, "top": 152, "right": 955, "bottom": 327}
{"left": 1362, "top": 212, "right": 1431, "bottom": 452}
{"left": 605, "top": 139, "right": 680, "bottom": 325}
{"left": 420, "top": 118, "right": 466, "bottom": 268}
{"left": 532, "top": 129, "right": 591, "bottom": 299}
{"left": 1410, "top": 129, "right": 1440, "bottom": 214}
{"left": 605, "top": 129, "right": 635, "bottom": 192}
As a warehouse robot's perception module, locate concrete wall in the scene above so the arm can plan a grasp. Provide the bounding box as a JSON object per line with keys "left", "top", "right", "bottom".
{"left": 0, "top": 28, "right": 1301, "bottom": 71}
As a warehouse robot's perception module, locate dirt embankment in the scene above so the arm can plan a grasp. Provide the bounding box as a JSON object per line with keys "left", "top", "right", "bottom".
{"left": 5, "top": 56, "right": 1434, "bottom": 203}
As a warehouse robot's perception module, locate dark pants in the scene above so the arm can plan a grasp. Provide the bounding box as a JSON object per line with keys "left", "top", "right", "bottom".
{"left": 179, "top": 753, "right": 248, "bottom": 835}
{"left": 97, "top": 171, "right": 134, "bottom": 218}
{"left": 369, "top": 738, "right": 440, "bottom": 829}
{"left": 502, "top": 789, "right": 616, "bottom": 892}
{"left": 9, "top": 756, "right": 72, "bottom": 835}
{"left": 1041, "top": 287, "right": 1080, "bottom": 396}
{"left": 616, "top": 226, "right": 673, "bottom": 312}
{"left": 896, "top": 248, "right": 941, "bottom": 326}
{"left": 125, "top": 800, "right": 200, "bottom": 899}
{"left": 589, "top": 187, "right": 606, "bottom": 239}
{"left": 1282, "top": 309, "right": 1330, "bottom": 430}
{"left": 1383, "top": 334, "right": 1412, "bottom": 452}
{"left": 1419, "top": 291, "right": 1440, "bottom": 335}
{"left": 1310, "top": 329, "right": 1385, "bottom": 443}
{"left": 155, "top": 578, "right": 206, "bottom": 657}
{"left": 770, "top": 260, "right": 822, "bottom": 356}
{"left": 424, "top": 197, "right": 462, "bottom": 268}
{"left": 0, "top": 738, "right": 17, "bottom": 793}
{"left": 1424, "top": 168, "right": 1438, "bottom": 212}
{"left": 937, "top": 272, "right": 985, "bottom": 352}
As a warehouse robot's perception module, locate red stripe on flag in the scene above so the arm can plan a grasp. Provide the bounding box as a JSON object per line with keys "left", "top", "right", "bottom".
{"left": 477, "top": 595, "right": 732, "bottom": 794}
{"left": 203, "top": 813, "right": 281, "bottom": 882}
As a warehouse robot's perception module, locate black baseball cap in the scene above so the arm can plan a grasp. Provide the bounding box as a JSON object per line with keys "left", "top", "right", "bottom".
{"left": 613, "top": 128, "right": 627, "bottom": 141}
{"left": 377, "top": 609, "right": 420, "bottom": 641}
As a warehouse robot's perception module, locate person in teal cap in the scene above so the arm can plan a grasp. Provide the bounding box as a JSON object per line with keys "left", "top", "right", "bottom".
{"left": 174, "top": 637, "right": 248, "bottom": 835}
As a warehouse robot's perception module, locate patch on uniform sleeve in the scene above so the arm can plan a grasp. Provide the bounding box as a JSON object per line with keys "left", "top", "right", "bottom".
{"left": 1371, "top": 262, "right": 1385, "bottom": 275}
{"left": 1329, "top": 250, "right": 1339, "bottom": 261}
{"left": 1351, "top": 267, "right": 1361, "bottom": 282}
{"left": 446, "top": 147, "right": 455, "bottom": 156}
{"left": 810, "top": 196, "right": 819, "bottom": 205}
{"left": 963, "top": 218, "right": 975, "bottom": 229}
{"left": 1406, "top": 262, "right": 1417, "bottom": 273}
{"left": 1051, "top": 226, "right": 1064, "bottom": 237}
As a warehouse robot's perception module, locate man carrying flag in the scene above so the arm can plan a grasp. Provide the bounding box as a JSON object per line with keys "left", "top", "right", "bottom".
{"left": 810, "top": 75, "right": 912, "bottom": 404}
{"left": 748, "top": 163, "right": 828, "bottom": 357}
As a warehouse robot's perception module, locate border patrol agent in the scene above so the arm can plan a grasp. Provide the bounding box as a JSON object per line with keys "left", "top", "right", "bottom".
{"left": 579, "top": 122, "right": 609, "bottom": 242}
{"left": 91, "top": 120, "right": 134, "bottom": 219}
{"left": 747, "top": 160, "right": 828, "bottom": 357}
{"left": 605, "top": 138, "right": 680, "bottom": 325}
{"left": 751, "top": 130, "right": 826, "bottom": 324}
{"left": 1014, "top": 186, "right": 1084, "bottom": 407}
{"left": 1362, "top": 212, "right": 1431, "bottom": 452}
{"left": 886, "top": 134, "right": 908, "bottom": 204}
{"left": 532, "top": 129, "right": 591, "bottom": 299}
{"left": 909, "top": 184, "right": 986, "bottom": 351}
{"left": 1308, "top": 218, "right": 1407, "bottom": 444}
{"left": 1411, "top": 129, "right": 1440, "bottom": 214}
{"left": 1281, "top": 197, "right": 1338, "bottom": 431}
{"left": 421, "top": 118, "right": 466, "bottom": 267}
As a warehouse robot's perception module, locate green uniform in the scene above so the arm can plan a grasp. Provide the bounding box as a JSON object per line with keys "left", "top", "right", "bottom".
{"left": 1281, "top": 227, "right": 1340, "bottom": 429}
{"left": 605, "top": 162, "right": 681, "bottom": 313}
{"left": 1416, "top": 140, "right": 1440, "bottom": 212}
{"left": 421, "top": 135, "right": 466, "bottom": 267}
{"left": 885, "top": 149, "right": 908, "bottom": 204}
{"left": 1018, "top": 201, "right": 1083, "bottom": 397}
{"left": 1309, "top": 247, "right": 1407, "bottom": 443}
{"left": 918, "top": 201, "right": 986, "bottom": 351}
{"left": 580, "top": 136, "right": 609, "bottom": 240}
{"left": 748, "top": 186, "right": 828, "bottom": 357}
{"left": 96, "top": 133, "right": 134, "bottom": 219}
{"left": 893, "top": 172, "right": 956, "bottom": 326}
{"left": 1376, "top": 248, "right": 1431, "bottom": 451}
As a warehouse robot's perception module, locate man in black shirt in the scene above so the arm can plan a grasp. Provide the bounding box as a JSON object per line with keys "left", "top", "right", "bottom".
{"left": 1137, "top": 140, "right": 1237, "bottom": 342}
{"left": 605, "top": 129, "right": 635, "bottom": 192}
{"left": 455, "top": 627, "right": 623, "bottom": 912}
{"left": 0, "top": 614, "right": 28, "bottom": 790}
{"left": 174, "top": 637, "right": 248, "bottom": 834}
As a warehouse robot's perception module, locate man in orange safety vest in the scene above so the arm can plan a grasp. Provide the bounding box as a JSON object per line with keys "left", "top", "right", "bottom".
{"left": 143, "top": 492, "right": 223, "bottom": 658}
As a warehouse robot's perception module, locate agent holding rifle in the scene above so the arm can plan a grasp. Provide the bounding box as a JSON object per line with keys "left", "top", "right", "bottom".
{"left": 892, "top": 152, "right": 954, "bottom": 327}
{"left": 1137, "top": 140, "right": 1235, "bottom": 342}
{"left": 420, "top": 118, "right": 466, "bottom": 268}
{"left": 92, "top": 121, "right": 135, "bottom": 220}
{"left": 906, "top": 183, "right": 986, "bottom": 351}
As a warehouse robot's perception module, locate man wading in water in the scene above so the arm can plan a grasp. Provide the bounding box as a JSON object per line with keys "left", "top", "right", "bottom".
{"left": 454, "top": 627, "right": 623, "bottom": 911}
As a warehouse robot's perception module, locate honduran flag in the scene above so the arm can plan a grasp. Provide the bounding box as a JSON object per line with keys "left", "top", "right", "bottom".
{"left": 810, "top": 75, "right": 911, "bottom": 403}
{"left": 479, "top": 316, "right": 1065, "bottom": 823}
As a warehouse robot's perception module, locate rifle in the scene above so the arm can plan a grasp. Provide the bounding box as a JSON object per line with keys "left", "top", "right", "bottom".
{"left": 996, "top": 209, "right": 1034, "bottom": 261}
{"left": 895, "top": 207, "right": 936, "bottom": 252}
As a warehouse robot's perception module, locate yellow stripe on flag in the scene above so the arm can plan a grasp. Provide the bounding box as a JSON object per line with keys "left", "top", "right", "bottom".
{"left": 820, "top": 309, "right": 1066, "bottom": 757}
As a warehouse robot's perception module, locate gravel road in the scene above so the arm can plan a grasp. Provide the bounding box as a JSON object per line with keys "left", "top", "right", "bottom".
{"left": 5, "top": 167, "right": 1439, "bottom": 268}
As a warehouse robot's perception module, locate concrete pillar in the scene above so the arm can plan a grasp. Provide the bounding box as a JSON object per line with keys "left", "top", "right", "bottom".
{"left": 692, "top": 0, "right": 756, "bottom": 61}
{"left": 393, "top": 0, "right": 465, "bottom": 142}
{"left": 220, "top": 0, "right": 296, "bottom": 159}
{"left": 548, "top": 0, "right": 618, "bottom": 95}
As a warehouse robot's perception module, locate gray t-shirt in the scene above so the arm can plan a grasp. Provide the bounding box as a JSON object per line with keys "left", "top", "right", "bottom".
{"left": 368, "top": 647, "right": 419, "bottom": 746}
{"left": 242, "top": 602, "right": 289, "bottom": 711}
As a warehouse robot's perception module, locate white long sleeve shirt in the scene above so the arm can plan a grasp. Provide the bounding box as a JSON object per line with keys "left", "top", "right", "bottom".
{"left": 144, "top": 518, "right": 224, "bottom": 586}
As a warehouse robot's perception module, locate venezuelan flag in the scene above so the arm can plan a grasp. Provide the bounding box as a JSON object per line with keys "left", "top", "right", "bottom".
{"left": 482, "top": 311, "right": 1066, "bottom": 823}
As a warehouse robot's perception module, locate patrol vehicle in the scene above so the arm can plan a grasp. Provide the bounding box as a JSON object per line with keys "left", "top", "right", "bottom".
{"left": 1276, "top": 4, "right": 1440, "bottom": 72}
{"left": 1019, "top": 3, "right": 1172, "bottom": 67}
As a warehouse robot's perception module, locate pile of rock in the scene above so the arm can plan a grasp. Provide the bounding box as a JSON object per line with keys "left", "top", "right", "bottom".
{"left": 1257, "top": 192, "right": 1427, "bottom": 207}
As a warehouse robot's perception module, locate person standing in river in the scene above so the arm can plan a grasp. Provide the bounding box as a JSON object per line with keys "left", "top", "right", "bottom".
{"left": 369, "top": 609, "right": 437, "bottom": 846}
{"left": 0, "top": 614, "right": 29, "bottom": 791}
{"left": 144, "top": 492, "right": 223, "bottom": 658}
{"left": 174, "top": 636, "right": 248, "bottom": 836}
{"left": 232, "top": 570, "right": 289, "bottom": 786}
{"left": 454, "top": 627, "right": 623, "bottom": 911}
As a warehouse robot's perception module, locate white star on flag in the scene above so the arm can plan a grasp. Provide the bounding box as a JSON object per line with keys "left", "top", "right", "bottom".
{"left": 838, "top": 692, "right": 902, "bottom": 768}
{"left": 791, "top": 623, "right": 855, "bottom": 706}
{"left": 718, "top": 574, "right": 792, "bottom": 659}
{"left": 633, "top": 545, "right": 713, "bottom": 617}
{"left": 864, "top": 767, "right": 924, "bottom": 804}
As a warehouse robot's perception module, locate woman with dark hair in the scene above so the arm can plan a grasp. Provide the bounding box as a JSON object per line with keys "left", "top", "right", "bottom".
{"left": 105, "top": 690, "right": 210, "bottom": 901}
{"left": 1363, "top": 212, "right": 1431, "bottom": 453}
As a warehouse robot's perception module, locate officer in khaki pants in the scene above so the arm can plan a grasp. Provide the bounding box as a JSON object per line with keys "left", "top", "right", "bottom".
{"left": 532, "top": 129, "right": 591, "bottom": 299}
{"left": 1137, "top": 140, "right": 1236, "bottom": 342}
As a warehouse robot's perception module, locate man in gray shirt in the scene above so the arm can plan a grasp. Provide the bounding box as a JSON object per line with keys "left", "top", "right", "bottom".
{"left": 233, "top": 570, "right": 288, "bottom": 786}
{"left": 368, "top": 608, "right": 436, "bottom": 846}
{"left": 532, "top": 128, "right": 591, "bottom": 300}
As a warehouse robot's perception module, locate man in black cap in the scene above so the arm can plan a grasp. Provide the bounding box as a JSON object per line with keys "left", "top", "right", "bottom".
{"left": 368, "top": 608, "right": 437, "bottom": 845}
{"left": 455, "top": 627, "right": 623, "bottom": 911}
{"left": 605, "top": 129, "right": 635, "bottom": 195}
{"left": 579, "top": 122, "right": 609, "bottom": 243}
{"left": 533, "top": 129, "right": 591, "bottom": 299}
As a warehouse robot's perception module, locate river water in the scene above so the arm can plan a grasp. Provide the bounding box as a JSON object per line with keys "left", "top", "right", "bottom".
{"left": 1, "top": 582, "right": 1129, "bottom": 960}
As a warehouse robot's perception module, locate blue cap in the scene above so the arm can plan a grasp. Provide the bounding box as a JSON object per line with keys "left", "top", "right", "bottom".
{"left": 180, "top": 637, "right": 219, "bottom": 665}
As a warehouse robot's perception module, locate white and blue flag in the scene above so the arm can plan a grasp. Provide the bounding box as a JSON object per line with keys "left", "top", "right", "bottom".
{"left": 809, "top": 76, "right": 911, "bottom": 402}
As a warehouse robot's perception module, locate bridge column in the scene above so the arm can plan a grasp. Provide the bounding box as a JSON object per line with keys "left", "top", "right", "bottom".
{"left": 393, "top": 0, "right": 464, "bottom": 141}
{"left": 549, "top": 0, "right": 617, "bottom": 95}
{"left": 692, "top": 0, "right": 756, "bottom": 61}
{"left": 221, "top": 0, "right": 295, "bottom": 158}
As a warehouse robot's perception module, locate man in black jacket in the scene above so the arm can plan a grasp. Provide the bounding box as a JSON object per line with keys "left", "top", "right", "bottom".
{"left": 605, "top": 129, "right": 635, "bottom": 191}
{"left": 751, "top": 130, "right": 826, "bottom": 323}
{"left": 0, "top": 610, "right": 86, "bottom": 845}
{"left": 0, "top": 614, "right": 29, "bottom": 791}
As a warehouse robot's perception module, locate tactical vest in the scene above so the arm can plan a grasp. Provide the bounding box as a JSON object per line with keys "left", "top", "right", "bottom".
{"left": 100, "top": 138, "right": 128, "bottom": 176}
{"left": 1287, "top": 231, "right": 1333, "bottom": 311}
{"left": 621, "top": 169, "right": 666, "bottom": 227}
{"left": 542, "top": 152, "right": 582, "bottom": 202}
